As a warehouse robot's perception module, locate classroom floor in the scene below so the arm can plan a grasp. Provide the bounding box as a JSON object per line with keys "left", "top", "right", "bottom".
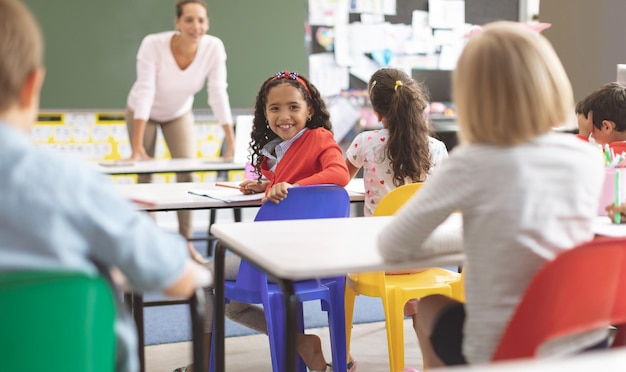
{"left": 145, "top": 319, "right": 423, "bottom": 372}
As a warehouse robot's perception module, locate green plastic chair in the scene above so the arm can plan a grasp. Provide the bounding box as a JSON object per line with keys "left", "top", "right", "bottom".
{"left": 0, "top": 271, "right": 116, "bottom": 371}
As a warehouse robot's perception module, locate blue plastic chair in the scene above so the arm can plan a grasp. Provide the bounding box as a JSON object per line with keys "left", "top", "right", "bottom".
{"left": 211, "top": 184, "right": 350, "bottom": 372}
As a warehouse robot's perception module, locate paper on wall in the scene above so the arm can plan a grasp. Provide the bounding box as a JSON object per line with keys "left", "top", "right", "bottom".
{"left": 428, "top": 0, "right": 465, "bottom": 29}
{"left": 309, "top": 0, "right": 350, "bottom": 26}
{"left": 327, "top": 97, "right": 362, "bottom": 143}
{"left": 309, "top": 53, "right": 350, "bottom": 97}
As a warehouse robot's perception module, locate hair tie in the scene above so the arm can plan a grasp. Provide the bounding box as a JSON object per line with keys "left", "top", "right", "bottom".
{"left": 270, "top": 70, "right": 311, "bottom": 95}
{"left": 394, "top": 80, "right": 403, "bottom": 91}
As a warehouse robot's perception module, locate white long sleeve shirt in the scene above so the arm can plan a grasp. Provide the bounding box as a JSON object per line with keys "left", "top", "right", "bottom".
{"left": 378, "top": 132, "right": 606, "bottom": 364}
{"left": 127, "top": 31, "right": 233, "bottom": 124}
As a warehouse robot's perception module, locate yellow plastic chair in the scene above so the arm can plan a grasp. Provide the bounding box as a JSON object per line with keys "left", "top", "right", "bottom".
{"left": 345, "top": 182, "right": 463, "bottom": 372}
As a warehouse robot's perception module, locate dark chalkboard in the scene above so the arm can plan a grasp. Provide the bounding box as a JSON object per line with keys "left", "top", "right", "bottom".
{"left": 22, "top": 0, "right": 307, "bottom": 110}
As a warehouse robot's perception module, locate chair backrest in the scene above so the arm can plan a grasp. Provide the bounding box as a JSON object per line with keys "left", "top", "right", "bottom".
{"left": 0, "top": 270, "right": 116, "bottom": 371}
{"left": 234, "top": 185, "right": 351, "bottom": 293}
{"left": 492, "top": 237, "right": 626, "bottom": 361}
{"left": 349, "top": 182, "right": 424, "bottom": 291}
{"left": 254, "top": 184, "right": 351, "bottom": 221}
{"left": 373, "top": 182, "right": 424, "bottom": 217}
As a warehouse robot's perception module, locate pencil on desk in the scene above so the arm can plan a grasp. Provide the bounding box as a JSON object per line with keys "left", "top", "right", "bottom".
{"left": 130, "top": 198, "right": 157, "bottom": 207}
{"left": 215, "top": 182, "right": 241, "bottom": 190}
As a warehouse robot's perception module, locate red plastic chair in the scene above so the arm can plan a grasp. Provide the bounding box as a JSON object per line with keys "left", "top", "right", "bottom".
{"left": 492, "top": 237, "right": 626, "bottom": 361}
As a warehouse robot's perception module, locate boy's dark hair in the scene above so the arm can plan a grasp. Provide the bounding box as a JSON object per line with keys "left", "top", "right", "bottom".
{"left": 575, "top": 82, "right": 626, "bottom": 132}
{"left": 248, "top": 72, "right": 332, "bottom": 181}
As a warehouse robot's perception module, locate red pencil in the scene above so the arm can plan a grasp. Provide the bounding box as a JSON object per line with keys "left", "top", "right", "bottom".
{"left": 129, "top": 198, "right": 157, "bottom": 207}
{"left": 215, "top": 182, "right": 241, "bottom": 190}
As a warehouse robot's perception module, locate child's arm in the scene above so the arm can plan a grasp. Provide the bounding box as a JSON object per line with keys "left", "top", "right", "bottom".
{"left": 296, "top": 146, "right": 350, "bottom": 186}
{"left": 266, "top": 182, "right": 294, "bottom": 203}
{"left": 606, "top": 203, "right": 626, "bottom": 224}
{"left": 162, "top": 261, "right": 212, "bottom": 297}
{"left": 345, "top": 158, "right": 360, "bottom": 179}
{"left": 239, "top": 179, "right": 269, "bottom": 194}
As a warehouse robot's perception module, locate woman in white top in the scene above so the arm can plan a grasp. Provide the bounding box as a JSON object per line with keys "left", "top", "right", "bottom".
{"left": 125, "top": 0, "right": 235, "bottom": 263}
{"left": 378, "top": 22, "right": 606, "bottom": 367}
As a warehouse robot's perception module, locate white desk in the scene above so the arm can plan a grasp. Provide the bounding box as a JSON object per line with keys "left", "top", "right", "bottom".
{"left": 96, "top": 158, "right": 246, "bottom": 175}
{"left": 115, "top": 182, "right": 262, "bottom": 212}
{"left": 209, "top": 215, "right": 626, "bottom": 372}
{"left": 115, "top": 180, "right": 366, "bottom": 212}
{"left": 210, "top": 214, "right": 464, "bottom": 372}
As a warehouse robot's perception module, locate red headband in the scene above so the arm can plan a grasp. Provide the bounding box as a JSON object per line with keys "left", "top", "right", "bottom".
{"left": 270, "top": 70, "right": 311, "bottom": 95}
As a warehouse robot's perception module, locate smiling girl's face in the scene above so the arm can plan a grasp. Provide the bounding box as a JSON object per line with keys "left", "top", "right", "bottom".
{"left": 264, "top": 83, "right": 314, "bottom": 141}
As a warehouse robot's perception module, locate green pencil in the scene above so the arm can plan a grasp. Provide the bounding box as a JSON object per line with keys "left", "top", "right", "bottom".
{"left": 615, "top": 171, "right": 621, "bottom": 224}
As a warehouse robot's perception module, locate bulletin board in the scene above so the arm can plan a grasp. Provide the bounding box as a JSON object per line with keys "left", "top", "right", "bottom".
{"left": 307, "top": 0, "right": 519, "bottom": 95}
{"left": 307, "top": 0, "right": 520, "bottom": 149}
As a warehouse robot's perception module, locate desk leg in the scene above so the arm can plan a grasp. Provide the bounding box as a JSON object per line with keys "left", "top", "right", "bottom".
{"left": 134, "top": 293, "right": 145, "bottom": 372}
{"left": 214, "top": 241, "right": 226, "bottom": 372}
{"left": 190, "top": 290, "right": 206, "bottom": 370}
{"left": 277, "top": 279, "right": 298, "bottom": 372}
{"left": 124, "top": 292, "right": 146, "bottom": 372}
{"left": 207, "top": 210, "right": 218, "bottom": 256}
{"left": 208, "top": 209, "right": 242, "bottom": 257}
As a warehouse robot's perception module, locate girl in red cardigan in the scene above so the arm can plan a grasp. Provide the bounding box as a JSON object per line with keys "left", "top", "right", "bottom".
{"left": 236, "top": 71, "right": 351, "bottom": 371}
{"left": 179, "top": 72, "right": 351, "bottom": 372}
{"left": 239, "top": 71, "right": 350, "bottom": 203}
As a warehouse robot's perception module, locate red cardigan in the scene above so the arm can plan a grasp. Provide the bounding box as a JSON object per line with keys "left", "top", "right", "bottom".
{"left": 261, "top": 128, "right": 350, "bottom": 189}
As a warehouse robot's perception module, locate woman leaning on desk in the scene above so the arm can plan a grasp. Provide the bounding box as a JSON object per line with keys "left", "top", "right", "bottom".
{"left": 125, "top": 0, "right": 235, "bottom": 263}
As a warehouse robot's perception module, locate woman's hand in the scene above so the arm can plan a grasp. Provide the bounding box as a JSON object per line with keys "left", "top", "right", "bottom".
{"left": 606, "top": 203, "right": 626, "bottom": 224}
{"left": 127, "top": 119, "right": 153, "bottom": 161}
{"left": 221, "top": 123, "right": 235, "bottom": 162}
{"left": 265, "top": 182, "right": 296, "bottom": 204}
{"left": 127, "top": 148, "right": 153, "bottom": 162}
{"left": 239, "top": 179, "right": 268, "bottom": 195}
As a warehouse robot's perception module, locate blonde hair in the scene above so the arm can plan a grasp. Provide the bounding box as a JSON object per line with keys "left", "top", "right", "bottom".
{"left": 453, "top": 21, "right": 573, "bottom": 146}
{"left": 0, "top": 0, "right": 43, "bottom": 112}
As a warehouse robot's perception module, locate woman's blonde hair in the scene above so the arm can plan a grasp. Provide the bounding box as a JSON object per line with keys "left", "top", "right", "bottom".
{"left": 453, "top": 21, "right": 573, "bottom": 146}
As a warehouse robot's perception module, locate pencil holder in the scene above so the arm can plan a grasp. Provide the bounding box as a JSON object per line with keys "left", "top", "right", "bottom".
{"left": 599, "top": 168, "right": 626, "bottom": 216}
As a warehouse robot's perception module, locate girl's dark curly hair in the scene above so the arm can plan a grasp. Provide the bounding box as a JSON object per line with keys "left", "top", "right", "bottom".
{"left": 248, "top": 72, "right": 333, "bottom": 180}
{"left": 368, "top": 68, "right": 431, "bottom": 187}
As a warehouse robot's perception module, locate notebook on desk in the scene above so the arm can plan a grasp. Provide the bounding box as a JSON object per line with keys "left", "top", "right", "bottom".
{"left": 188, "top": 189, "right": 264, "bottom": 203}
